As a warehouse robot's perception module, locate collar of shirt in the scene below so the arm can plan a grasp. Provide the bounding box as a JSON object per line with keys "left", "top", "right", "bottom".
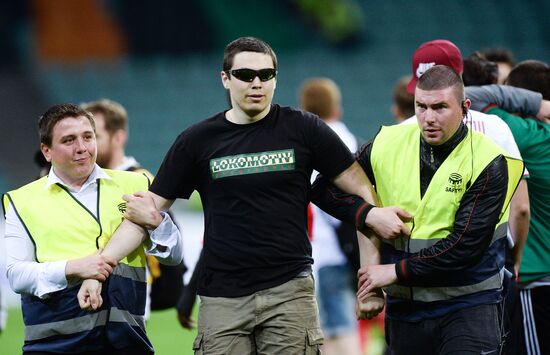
{"left": 45, "top": 164, "right": 112, "bottom": 193}
{"left": 114, "top": 156, "right": 140, "bottom": 171}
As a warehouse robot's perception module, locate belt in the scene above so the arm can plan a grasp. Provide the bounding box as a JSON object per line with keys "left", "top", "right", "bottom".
{"left": 296, "top": 266, "right": 313, "bottom": 278}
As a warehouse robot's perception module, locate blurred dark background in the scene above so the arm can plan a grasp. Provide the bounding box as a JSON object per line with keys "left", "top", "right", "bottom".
{"left": 1, "top": 0, "right": 549, "bottom": 192}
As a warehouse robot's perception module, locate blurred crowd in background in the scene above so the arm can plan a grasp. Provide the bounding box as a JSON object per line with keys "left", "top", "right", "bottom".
{"left": 1, "top": 0, "right": 549, "bottom": 191}
{"left": 0, "top": 1, "right": 549, "bottom": 354}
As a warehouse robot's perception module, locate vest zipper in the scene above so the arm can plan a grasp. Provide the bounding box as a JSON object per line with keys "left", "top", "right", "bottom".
{"left": 408, "top": 220, "right": 414, "bottom": 302}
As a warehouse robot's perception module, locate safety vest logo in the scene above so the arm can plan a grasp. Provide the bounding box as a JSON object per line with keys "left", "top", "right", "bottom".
{"left": 210, "top": 149, "right": 295, "bottom": 180}
{"left": 117, "top": 202, "right": 127, "bottom": 213}
{"left": 445, "top": 172, "right": 463, "bottom": 193}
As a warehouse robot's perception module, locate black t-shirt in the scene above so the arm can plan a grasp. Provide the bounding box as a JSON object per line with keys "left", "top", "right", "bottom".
{"left": 151, "top": 104, "right": 354, "bottom": 297}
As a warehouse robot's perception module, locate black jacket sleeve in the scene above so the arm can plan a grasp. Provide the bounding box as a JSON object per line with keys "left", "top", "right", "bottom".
{"left": 177, "top": 250, "right": 203, "bottom": 317}
{"left": 395, "top": 155, "right": 508, "bottom": 286}
{"left": 310, "top": 142, "right": 375, "bottom": 229}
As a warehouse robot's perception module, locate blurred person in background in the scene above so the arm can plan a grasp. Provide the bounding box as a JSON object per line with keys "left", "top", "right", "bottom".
{"left": 479, "top": 47, "right": 516, "bottom": 84}
{"left": 462, "top": 52, "right": 499, "bottom": 87}
{"left": 391, "top": 75, "right": 415, "bottom": 123}
{"left": 81, "top": 99, "right": 186, "bottom": 318}
{"left": 467, "top": 60, "right": 550, "bottom": 355}
{"left": 175, "top": 250, "right": 203, "bottom": 330}
{"left": 460, "top": 52, "right": 525, "bottom": 354}
{"left": 460, "top": 55, "right": 550, "bottom": 279}
{"left": 3, "top": 103, "right": 183, "bottom": 354}
{"left": 78, "top": 36, "right": 412, "bottom": 354}
{"left": 299, "top": 77, "right": 363, "bottom": 355}
{"left": 81, "top": 99, "right": 149, "bottom": 174}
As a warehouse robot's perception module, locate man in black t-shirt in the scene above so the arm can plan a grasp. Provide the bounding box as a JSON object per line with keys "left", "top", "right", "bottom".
{"left": 80, "top": 36, "right": 412, "bottom": 354}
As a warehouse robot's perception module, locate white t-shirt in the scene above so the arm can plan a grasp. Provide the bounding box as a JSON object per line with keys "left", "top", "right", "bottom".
{"left": 311, "top": 121, "right": 358, "bottom": 272}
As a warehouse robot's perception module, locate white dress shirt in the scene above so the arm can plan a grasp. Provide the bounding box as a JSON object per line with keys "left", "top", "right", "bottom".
{"left": 4, "top": 164, "right": 183, "bottom": 298}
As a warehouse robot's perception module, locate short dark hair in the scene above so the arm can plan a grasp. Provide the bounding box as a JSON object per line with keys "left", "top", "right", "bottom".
{"left": 417, "top": 65, "right": 465, "bottom": 102}
{"left": 81, "top": 99, "right": 128, "bottom": 135}
{"left": 479, "top": 47, "right": 516, "bottom": 67}
{"left": 39, "top": 103, "right": 95, "bottom": 146}
{"left": 462, "top": 52, "right": 498, "bottom": 86}
{"left": 506, "top": 60, "right": 550, "bottom": 100}
{"left": 223, "top": 37, "right": 277, "bottom": 71}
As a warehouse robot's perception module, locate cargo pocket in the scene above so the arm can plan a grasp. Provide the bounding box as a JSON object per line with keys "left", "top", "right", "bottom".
{"left": 306, "top": 328, "right": 324, "bottom": 355}
{"left": 192, "top": 333, "right": 204, "bottom": 355}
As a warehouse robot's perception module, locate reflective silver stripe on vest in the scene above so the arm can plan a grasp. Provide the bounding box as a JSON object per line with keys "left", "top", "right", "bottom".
{"left": 384, "top": 222, "right": 508, "bottom": 253}
{"left": 24, "top": 307, "right": 145, "bottom": 341}
{"left": 109, "top": 307, "right": 146, "bottom": 330}
{"left": 112, "top": 263, "right": 146, "bottom": 283}
{"left": 25, "top": 310, "right": 108, "bottom": 341}
{"left": 385, "top": 268, "right": 504, "bottom": 302}
{"left": 491, "top": 222, "right": 508, "bottom": 244}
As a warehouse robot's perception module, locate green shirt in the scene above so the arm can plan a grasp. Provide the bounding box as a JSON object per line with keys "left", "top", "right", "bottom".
{"left": 487, "top": 107, "right": 550, "bottom": 283}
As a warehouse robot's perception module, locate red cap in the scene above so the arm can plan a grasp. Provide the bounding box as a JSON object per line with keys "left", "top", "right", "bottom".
{"left": 407, "top": 39, "right": 464, "bottom": 94}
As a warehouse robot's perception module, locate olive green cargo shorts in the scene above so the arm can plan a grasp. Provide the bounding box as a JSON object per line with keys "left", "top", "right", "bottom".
{"left": 193, "top": 275, "right": 323, "bottom": 354}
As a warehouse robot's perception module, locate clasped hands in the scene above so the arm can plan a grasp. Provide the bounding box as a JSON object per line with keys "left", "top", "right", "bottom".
{"left": 67, "top": 253, "right": 115, "bottom": 311}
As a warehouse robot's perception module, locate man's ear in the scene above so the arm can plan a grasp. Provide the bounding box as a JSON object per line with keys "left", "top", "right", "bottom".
{"left": 40, "top": 143, "right": 51, "bottom": 162}
{"left": 463, "top": 98, "right": 472, "bottom": 110}
{"left": 113, "top": 129, "right": 127, "bottom": 148}
{"left": 221, "top": 70, "right": 230, "bottom": 89}
{"left": 333, "top": 106, "right": 342, "bottom": 119}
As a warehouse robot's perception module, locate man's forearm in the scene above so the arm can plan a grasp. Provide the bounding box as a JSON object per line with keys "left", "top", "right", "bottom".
{"left": 311, "top": 174, "right": 372, "bottom": 227}
{"left": 314, "top": 161, "right": 412, "bottom": 240}
{"left": 332, "top": 161, "right": 379, "bottom": 205}
{"left": 509, "top": 179, "right": 530, "bottom": 275}
{"left": 101, "top": 219, "right": 148, "bottom": 261}
{"left": 331, "top": 161, "right": 381, "bottom": 265}
{"left": 466, "top": 85, "right": 542, "bottom": 114}
{"left": 358, "top": 230, "right": 380, "bottom": 267}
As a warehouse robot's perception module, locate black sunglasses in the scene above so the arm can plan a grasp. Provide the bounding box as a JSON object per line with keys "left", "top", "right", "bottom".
{"left": 226, "top": 68, "right": 277, "bottom": 82}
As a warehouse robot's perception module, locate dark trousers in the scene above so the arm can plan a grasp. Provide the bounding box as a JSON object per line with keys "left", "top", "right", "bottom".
{"left": 502, "top": 276, "right": 525, "bottom": 354}
{"left": 517, "top": 286, "right": 550, "bottom": 355}
{"left": 385, "top": 303, "right": 502, "bottom": 355}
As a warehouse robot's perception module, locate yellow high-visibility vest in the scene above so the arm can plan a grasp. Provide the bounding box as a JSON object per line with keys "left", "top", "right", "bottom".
{"left": 370, "top": 124, "right": 523, "bottom": 302}
{"left": 2, "top": 169, "right": 153, "bottom": 352}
